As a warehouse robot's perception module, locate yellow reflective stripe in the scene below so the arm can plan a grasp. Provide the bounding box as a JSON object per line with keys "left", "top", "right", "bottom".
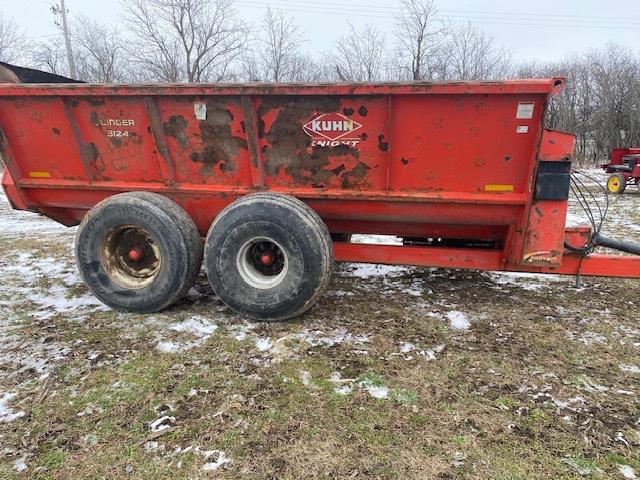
{"left": 484, "top": 184, "right": 514, "bottom": 192}
{"left": 28, "top": 171, "right": 51, "bottom": 178}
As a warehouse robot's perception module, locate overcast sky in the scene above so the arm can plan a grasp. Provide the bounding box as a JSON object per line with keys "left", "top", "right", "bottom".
{"left": 1, "top": 0, "right": 639, "bottom": 64}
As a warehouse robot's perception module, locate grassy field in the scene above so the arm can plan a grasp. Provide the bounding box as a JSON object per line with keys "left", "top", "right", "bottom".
{"left": 0, "top": 171, "right": 639, "bottom": 479}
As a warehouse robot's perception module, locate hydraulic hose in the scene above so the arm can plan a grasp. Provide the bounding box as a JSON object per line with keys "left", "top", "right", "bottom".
{"left": 593, "top": 234, "right": 640, "bottom": 256}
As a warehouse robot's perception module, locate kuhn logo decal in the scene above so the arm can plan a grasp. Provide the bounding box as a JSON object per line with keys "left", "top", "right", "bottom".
{"left": 303, "top": 112, "right": 363, "bottom": 147}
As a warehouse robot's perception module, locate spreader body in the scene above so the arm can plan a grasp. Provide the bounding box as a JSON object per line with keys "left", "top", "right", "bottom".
{"left": 1, "top": 79, "right": 639, "bottom": 279}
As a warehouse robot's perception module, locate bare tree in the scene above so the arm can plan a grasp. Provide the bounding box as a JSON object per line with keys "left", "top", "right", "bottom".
{"left": 122, "top": 0, "right": 249, "bottom": 83}
{"left": 73, "top": 16, "right": 128, "bottom": 82}
{"left": 517, "top": 44, "right": 640, "bottom": 163}
{"left": 0, "top": 15, "right": 26, "bottom": 64}
{"left": 443, "top": 23, "right": 511, "bottom": 80}
{"left": 325, "top": 22, "right": 387, "bottom": 82}
{"left": 29, "top": 40, "right": 68, "bottom": 75}
{"left": 29, "top": 15, "right": 129, "bottom": 82}
{"left": 394, "top": 0, "right": 443, "bottom": 80}
{"left": 256, "top": 7, "right": 305, "bottom": 82}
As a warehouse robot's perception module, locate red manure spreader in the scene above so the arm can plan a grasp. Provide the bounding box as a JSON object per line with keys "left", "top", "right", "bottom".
{"left": 602, "top": 147, "right": 640, "bottom": 194}
{"left": 2, "top": 64, "right": 640, "bottom": 321}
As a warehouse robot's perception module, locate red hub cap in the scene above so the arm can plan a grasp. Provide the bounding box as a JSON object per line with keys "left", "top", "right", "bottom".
{"left": 260, "top": 252, "right": 274, "bottom": 265}
{"left": 128, "top": 248, "right": 144, "bottom": 262}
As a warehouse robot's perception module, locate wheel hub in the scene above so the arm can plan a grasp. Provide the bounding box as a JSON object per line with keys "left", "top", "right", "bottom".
{"left": 101, "top": 225, "right": 161, "bottom": 289}
{"left": 237, "top": 237, "right": 288, "bottom": 289}
{"left": 128, "top": 248, "right": 144, "bottom": 262}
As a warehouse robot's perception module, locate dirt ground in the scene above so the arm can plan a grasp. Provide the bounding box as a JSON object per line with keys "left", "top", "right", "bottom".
{"left": 0, "top": 170, "right": 639, "bottom": 479}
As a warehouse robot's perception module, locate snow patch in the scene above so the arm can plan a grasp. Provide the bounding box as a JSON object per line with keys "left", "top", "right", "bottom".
{"left": 231, "top": 323, "right": 255, "bottom": 341}
{"left": 345, "top": 262, "right": 411, "bottom": 279}
{"left": 619, "top": 464, "right": 638, "bottom": 479}
{"left": 0, "top": 392, "right": 25, "bottom": 423}
{"left": 202, "top": 450, "right": 231, "bottom": 471}
{"left": 149, "top": 416, "right": 175, "bottom": 432}
{"left": 12, "top": 455, "right": 28, "bottom": 472}
{"left": 255, "top": 337, "right": 273, "bottom": 352}
{"left": 361, "top": 383, "right": 388, "bottom": 399}
{"left": 156, "top": 316, "right": 217, "bottom": 353}
{"left": 300, "top": 370, "right": 312, "bottom": 386}
{"left": 418, "top": 344, "right": 445, "bottom": 360}
{"left": 400, "top": 343, "right": 415, "bottom": 353}
{"left": 486, "top": 271, "right": 565, "bottom": 291}
{"left": 447, "top": 310, "right": 470, "bottom": 330}
{"left": 170, "top": 316, "right": 217, "bottom": 336}
{"left": 334, "top": 385, "right": 353, "bottom": 395}
{"left": 357, "top": 378, "right": 389, "bottom": 399}
{"left": 0, "top": 192, "right": 73, "bottom": 237}
{"left": 620, "top": 364, "right": 640, "bottom": 374}
{"left": 295, "top": 327, "right": 369, "bottom": 347}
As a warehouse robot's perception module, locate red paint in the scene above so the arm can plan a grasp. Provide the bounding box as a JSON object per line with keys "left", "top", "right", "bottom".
{"left": 260, "top": 252, "right": 273, "bottom": 265}
{"left": 128, "top": 248, "right": 143, "bottom": 262}
{"left": 1, "top": 78, "right": 638, "bottom": 278}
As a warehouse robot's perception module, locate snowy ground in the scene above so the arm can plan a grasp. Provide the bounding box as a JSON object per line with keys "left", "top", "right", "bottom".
{"left": 0, "top": 171, "right": 639, "bottom": 479}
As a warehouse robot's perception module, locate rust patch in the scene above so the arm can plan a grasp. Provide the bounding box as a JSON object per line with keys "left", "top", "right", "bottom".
{"left": 360, "top": 132, "right": 368, "bottom": 141}
{"left": 257, "top": 97, "right": 370, "bottom": 188}
{"left": 401, "top": 157, "right": 409, "bottom": 165}
{"left": 190, "top": 98, "right": 246, "bottom": 174}
{"left": 130, "top": 131, "right": 142, "bottom": 145}
{"left": 86, "top": 143, "right": 105, "bottom": 173}
{"left": 87, "top": 98, "right": 106, "bottom": 107}
{"left": 86, "top": 143, "right": 99, "bottom": 162}
{"left": 358, "top": 105, "right": 368, "bottom": 117}
{"left": 52, "top": 127, "right": 60, "bottom": 135}
{"left": 163, "top": 115, "right": 189, "bottom": 148}
{"left": 341, "top": 161, "right": 370, "bottom": 188}
{"left": 504, "top": 155, "right": 512, "bottom": 163}
{"left": 112, "top": 158, "right": 128, "bottom": 171}
{"left": 378, "top": 134, "right": 389, "bottom": 152}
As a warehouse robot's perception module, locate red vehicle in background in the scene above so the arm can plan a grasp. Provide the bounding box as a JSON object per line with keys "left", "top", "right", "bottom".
{"left": 602, "top": 148, "right": 640, "bottom": 193}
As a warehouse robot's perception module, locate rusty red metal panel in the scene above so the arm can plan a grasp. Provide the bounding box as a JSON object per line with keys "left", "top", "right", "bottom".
{"left": 0, "top": 79, "right": 566, "bottom": 97}
{"left": 333, "top": 242, "right": 640, "bottom": 278}
{"left": 388, "top": 94, "right": 547, "bottom": 194}
{"left": 539, "top": 128, "right": 575, "bottom": 161}
{"left": 157, "top": 96, "right": 254, "bottom": 186}
{"left": 518, "top": 128, "right": 576, "bottom": 267}
{"left": 564, "top": 226, "right": 591, "bottom": 251}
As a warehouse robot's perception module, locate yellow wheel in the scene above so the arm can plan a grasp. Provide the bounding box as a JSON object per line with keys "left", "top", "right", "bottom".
{"left": 607, "top": 173, "right": 626, "bottom": 194}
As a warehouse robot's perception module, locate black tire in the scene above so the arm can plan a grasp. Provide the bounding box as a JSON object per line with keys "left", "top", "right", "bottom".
{"left": 75, "top": 192, "right": 203, "bottom": 313}
{"left": 205, "top": 192, "right": 333, "bottom": 321}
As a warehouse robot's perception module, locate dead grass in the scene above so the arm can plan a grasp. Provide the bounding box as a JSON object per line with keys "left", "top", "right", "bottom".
{"left": 1, "top": 177, "right": 640, "bottom": 479}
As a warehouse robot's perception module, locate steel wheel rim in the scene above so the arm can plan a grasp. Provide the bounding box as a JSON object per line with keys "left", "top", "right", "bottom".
{"left": 236, "top": 237, "right": 288, "bottom": 289}
{"left": 609, "top": 177, "right": 620, "bottom": 191}
{"left": 100, "top": 225, "right": 162, "bottom": 289}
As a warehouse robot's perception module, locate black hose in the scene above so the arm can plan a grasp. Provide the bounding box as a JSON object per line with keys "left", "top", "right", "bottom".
{"left": 594, "top": 234, "right": 640, "bottom": 256}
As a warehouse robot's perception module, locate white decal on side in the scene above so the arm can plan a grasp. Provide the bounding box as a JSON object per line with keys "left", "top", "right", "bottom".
{"left": 516, "top": 102, "right": 535, "bottom": 119}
